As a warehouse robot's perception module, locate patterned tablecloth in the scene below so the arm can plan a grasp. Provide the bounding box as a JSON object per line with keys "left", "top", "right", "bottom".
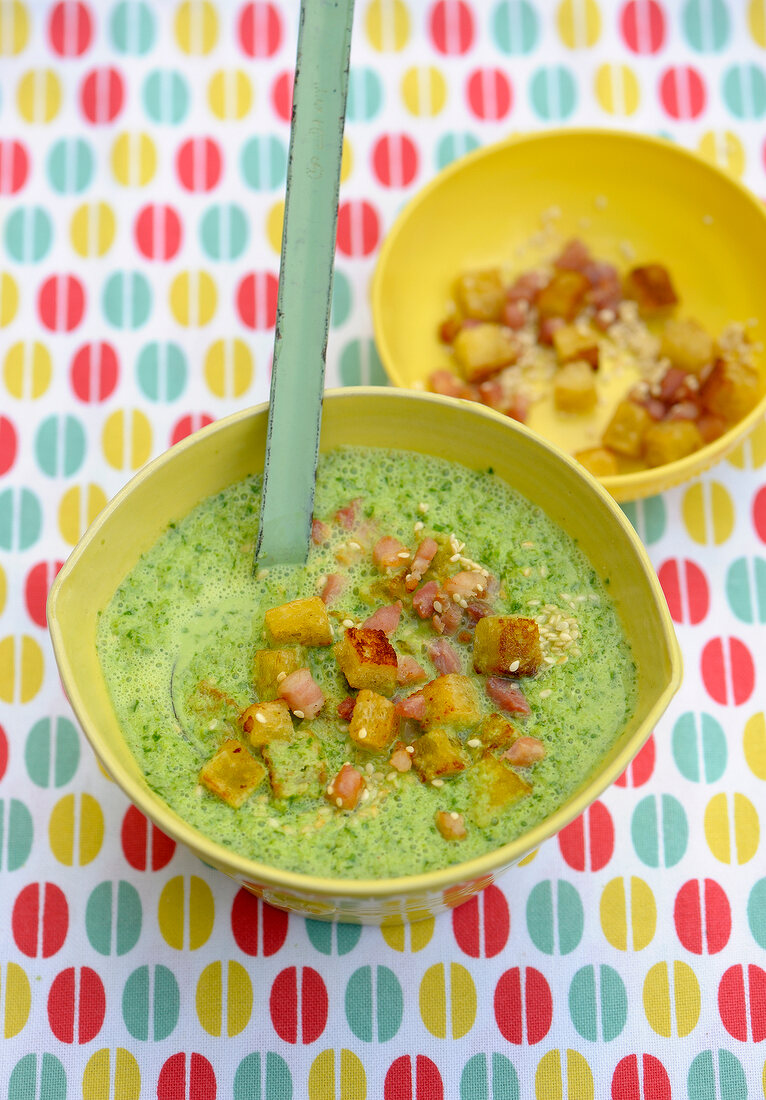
{"left": 2, "top": 1, "right": 766, "bottom": 1096}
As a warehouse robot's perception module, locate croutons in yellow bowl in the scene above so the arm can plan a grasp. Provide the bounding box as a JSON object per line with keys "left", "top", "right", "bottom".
{"left": 48, "top": 390, "right": 681, "bottom": 923}
{"left": 371, "top": 130, "right": 766, "bottom": 501}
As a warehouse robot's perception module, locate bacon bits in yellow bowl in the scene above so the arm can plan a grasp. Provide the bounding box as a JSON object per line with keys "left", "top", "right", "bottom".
{"left": 372, "top": 130, "right": 766, "bottom": 501}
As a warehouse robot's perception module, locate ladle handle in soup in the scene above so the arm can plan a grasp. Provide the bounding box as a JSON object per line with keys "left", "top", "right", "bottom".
{"left": 255, "top": 0, "right": 355, "bottom": 567}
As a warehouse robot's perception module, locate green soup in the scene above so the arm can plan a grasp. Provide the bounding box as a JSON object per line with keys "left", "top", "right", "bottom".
{"left": 97, "top": 445, "right": 636, "bottom": 878}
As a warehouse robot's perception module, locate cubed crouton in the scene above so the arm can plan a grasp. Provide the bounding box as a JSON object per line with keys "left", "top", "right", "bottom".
{"left": 536, "top": 270, "right": 590, "bottom": 321}
{"left": 253, "top": 646, "right": 305, "bottom": 700}
{"left": 700, "top": 357, "right": 763, "bottom": 422}
{"left": 574, "top": 446, "right": 619, "bottom": 477}
{"left": 660, "top": 318, "right": 713, "bottom": 373}
{"left": 262, "top": 732, "right": 326, "bottom": 799}
{"left": 199, "top": 739, "right": 266, "bottom": 808}
{"left": 187, "top": 680, "right": 241, "bottom": 727}
{"left": 554, "top": 360, "right": 597, "bottom": 413}
{"left": 264, "top": 597, "right": 333, "bottom": 647}
{"left": 453, "top": 323, "right": 518, "bottom": 383}
{"left": 335, "top": 627, "right": 398, "bottom": 696}
{"left": 624, "top": 264, "right": 678, "bottom": 316}
{"left": 467, "top": 753, "right": 531, "bottom": 827}
{"left": 454, "top": 269, "right": 506, "bottom": 322}
{"left": 420, "top": 673, "right": 481, "bottom": 729}
{"left": 412, "top": 728, "right": 469, "bottom": 782}
{"left": 602, "top": 399, "right": 652, "bottom": 457}
{"left": 473, "top": 616, "right": 543, "bottom": 677}
{"left": 643, "top": 420, "right": 704, "bottom": 467}
{"left": 349, "top": 689, "right": 398, "bottom": 752}
{"left": 241, "top": 699, "right": 293, "bottom": 747}
{"left": 477, "top": 712, "right": 522, "bottom": 751}
{"left": 552, "top": 323, "right": 600, "bottom": 368}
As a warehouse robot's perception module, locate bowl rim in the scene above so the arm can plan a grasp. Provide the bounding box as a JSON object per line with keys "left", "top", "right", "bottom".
{"left": 371, "top": 126, "right": 766, "bottom": 502}
{"left": 49, "top": 387, "right": 683, "bottom": 899}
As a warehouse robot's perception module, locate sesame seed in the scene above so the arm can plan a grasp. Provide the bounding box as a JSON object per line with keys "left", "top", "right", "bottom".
{"left": 335, "top": 798, "right": 343, "bottom": 807}
{"left": 522, "top": 567, "right": 532, "bottom": 577}
{"left": 467, "top": 738, "right": 481, "bottom": 748}
{"left": 450, "top": 812, "right": 460, "bottom": 820}
{"left": 256, "top": 568, "right": 269, "bottom": 580}
{"left": 522, "top": 540, "right": 535, "bottom": 549}
{"left": 276, "top": 671, "right": 287, "bottom": 682}
{"left": 318, "top": 575, "right": 327, "bottom": 586}
{"left": 539, "top": 689, "right": 552, "bottom": 699}
{"left": 386, "top": 772, "right": 396, "bottom": 783}
{"left": 207, "top": 719, "right": 218, "bottom": 731}
{"left": 342, "top": 618, "right": 354, "bottom": 628}
{"left": 450, "top": 553, "right": 460, "bottom": 562}
{"left": 540, "top": 564, "right": 549, "bottom": 578}
{"left": 268, "top": 818, "right": 279, "bottom": 828}
{"left": 365, "top": 763, "right": 374, "bottom": 775}
{"left": 702, "top": 213, "right": 714, "bottom": 226}
{"left": 403, "top": 746, "right": 414, "bottom": 756}
{"left": 293, "top": 709, "right": 305, "bottom": 719}
{"left": 326, "top": 786, "right": 334, "bottom": 795}
{"left": 418, "top": 502, "right": 429, "bottom": 514}
{"left": 349, "top": 540, "right": 361, "bottom": 550}
{"left": 357, "top": 728, "right": 367, "bottom": 739}
{"left": 509, "top": 659, "right": 520, "bottom": 673}
{"left": 397, "top": 550, "right": 411, "bottom": 559}
{"left": 431, "top": 778, "right": 444, "bottom": 788}
{"left": 414, "top": 521, "right": 424, "bottom": 532}
{"left": 361, "top": 789, "right": 370, "bottom": 801}
{"left": 255, "top": 712, "right": 267, "bottom": 724}
{"left": 433, "top": 600, "right": 443, "bottom": 613}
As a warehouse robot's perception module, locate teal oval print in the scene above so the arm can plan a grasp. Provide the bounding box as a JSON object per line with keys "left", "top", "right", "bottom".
{"left": 491, "top": 0, "right": 539, "bottom": 54}
{"left": 122, "top": 964, "right": 179, "bottom": 1040}
{"left": 5, "top": 207, "right": 52, "bottom": 262}
{"left": 682, "top": 0, "right": 730, "bottom": 52}
{"left": 86, "top": 881, "right": 142, "bottom": 955}
{"left": 111, "top": 0, "right": 156, "bottom": 54}
{"left": 103, "top": 272, "right": 152, "bottom": 329}
{"left": 569, "top": 964, "right": 627, "bottom": 1041}
{"left": 35, "top": 415, "right": 86, "bottom": 477}
{"left": 747, "top": 879, "right": 766, "bottom": 949}
{"left": 9, "top": 1053, "right": 67, "bottom": 1100}
{"left": 47, "top": 138, "right": 94, "bottom": 194}
{"left": 345, "top": 965, "right": 403, "bottom": 1042}
{"left": 200, "top": 204, "right": 249, "bottom": 261}
{"left": 136, "top": 342, "right": 187, "bottom": 401}
{"left": 241, "top": 136, "right": 288, "bottom": 191}
{"left": 722, "top": 64, "right": 766, "bottom": 120}
{"left": 725, "top": 557, "right": 766, "bottom": 623}
{"left": 529, "top": 66, "right": 577, "bottom": 121}
{"left": 306, "top": 918, "right": 361, "bottom": 955}
{"left": 687, "top": 1049, "right": 747, "bottom": 1100}
{"left": 461, "top": 1052, "right": 519, "bottom": 1100}
{"left": 671, "top": 712, "right": 727, "bottom": 784}
{"left": 142, "top": 70, "right": 189, "bottom": 124}
{"left": 331, "top": 270, "right": 352, "bottom": 328}
{"left": 0, "top": 488, "right": 42, "bottom": 551}
{"left": 632, "top": 794, "right": 688, "bottom": 867}
{"left": 526, "top": 880, "right": 583, "bottom": 955}
{"left": 234, "top": 1052, "right": 292, "bottom": 1100}
{"left": 25, "top": 717, "right": 80, "bottom": 788}
{"left": 621, "top": 495, "right": 666, "bottom": 544}
{"left": 339, "top": 339, "right": 388, "bottom": 386}
{"left": 0, "top": 799, "right": 33, "bottom": 870}
{"left": 346, "top": 67, "right": 383, "bottom": 121}
{"left": 435, "top": 132, "right": 480, "bottom": 170}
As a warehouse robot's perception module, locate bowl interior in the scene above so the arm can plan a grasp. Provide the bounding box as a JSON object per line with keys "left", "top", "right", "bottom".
{"left": 372, "top": 130, "right": 766, "bottom": 500}
{"left": 49, "top": 390, "right": 681, "bottom": 904}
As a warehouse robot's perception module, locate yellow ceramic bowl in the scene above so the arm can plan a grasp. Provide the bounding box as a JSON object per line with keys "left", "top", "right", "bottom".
{"left": 372, "top": 129, "right": 766, "bottom": 501}
{"left": 48, "top": 389, "right": 681, "bottom": 923}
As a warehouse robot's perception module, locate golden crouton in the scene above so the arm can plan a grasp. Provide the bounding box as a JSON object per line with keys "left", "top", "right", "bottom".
{"left": 467, "top": 753, "right": 531, "bottom": 827}
{"left": 552, "top": 323, "right": 600, "bottom": 368}
{"left": 349, "top": 689, "right": 398, "bottom": 752}
{"left": 701, "top": 357, "right": 763, "bottom": 422}
{"left": 473, "top": 616, "right": 543, "bottom": 677}
{"left": 262, "top": 732, "right": 326, "bottom": 799}
{"left": 624, "top": 264, "right": 678, "bottom": 316}
{"left": 199, "top": 739, "right": 266, "bottom": 808}
{"left": 643, "top": 420, "right": 704, "bottom": 467}
{"left": 453, "top": 323, "right": 518, "bottom": 383}
{"left": 454, "top": 269, "right": 506, "bottom": 322}
{"left": 264, "top": 597, "right": 333, "bottom": 647}
{"left": 554, "top": 360, "right": 597, "bottom": 413}
{"left": 477, "top": 713, "right": 522, "bottom": 751}
{"left": 241, "top": 699, "right": 293, "bottom": 747}
{"left": 536, "top": 271, "right": 589, "bottom": 321}
{"left": 420, "top": 673, "right": 481, "bottom": 729}
{"left": 412, "top": 728, "right": 469, "bottom": 782}
{"left": 660, "top": 318, "right": 713, "bottom": 374}
{"left": 602, "top": 399, "right": 652, "bottom": 457}
{"left": 575, "top": 446, "right": 619, "bottom": 477}
{"left": 253, "top": 646, "right": 305, "bottom": 699}
{"left": 335, "top": 627, "right": 398, "bottom": 696}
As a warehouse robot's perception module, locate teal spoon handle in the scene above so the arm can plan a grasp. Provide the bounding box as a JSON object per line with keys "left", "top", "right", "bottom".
{"left": 255, "top": 0, "right": 355, "bottom": 566}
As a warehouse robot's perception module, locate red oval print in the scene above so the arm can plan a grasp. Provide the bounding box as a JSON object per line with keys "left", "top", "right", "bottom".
{"left": 13, "top": 883, "right": 69, "bottom": 957}
{"left": 48, "top": 966, "right": 105, "bottom": 1043}
{"left": 429, "top": 0, "right": 474, "bottom": 54}
{"left": 336, "top": 201, "right": 380, "bottom": 257}
{"left": 231, "top": 889, "right": 289, "bottom": 956}
{"left": 121, "top": 805, "right": 176, "bottom": 870}
{"left": 494, "top": 967, "right": 552, "bottom": 1045}
{"left": 0, "top": 724, "right": 8, "bottom": 781}
{"left": 0, "top": 140, "right": 30, "bottom": 194}
{"left": 466, "top": 68, "right": 512, "bottom": 121}
{"left": 620, "top": 0, "right": 666, "bottom": 54}
{"left": 372, "top": 134, "right": 418, "bottom": 188}
{"left": 718, "top": 964, "right": 766, "bottom": 1042}
{"left": 701, "top": 637, "right": 755, "bottom": 706}
{"left": 236, "top": 271, "right": 278, "bottom": 330}
{"left": 612, "top": 1054, "right": 672, "bottom": 1100}
{"left": 558, "top": 800, "right": 614, "bottom": 871}
{"left": 0, "top": 416, "right": 18, "bottom": 476}
{"left": 384, "top": 1055, "right": 444, "bottom": 1100}
{"left": 134, "top": 204, "right": 182, "bottom": 261}
{"left": 271, "top": 71, "right": 294, "bottom": 122}
{"left": 70, "top": 342, "right": 120, "bottom": 403}
{"left": 49, "top": 1, "right": 93, "bottom": 56}
{"left": 238, "top": 1, "right": 282, "bottom": 57}
{"left": 25, "top": 561, "right": 64, "bottom": 628}
{"left": 176, "top": 138, "right": 222, "bottom": 192}
{"left": 615, "top": 735, "right": 655, "bottom": 788}
{"left": 80, "top": 67, "right": 124, "bottom": 124}
{"left": 269, "top": 966, "right": 328, "bottom": 1044}
{"left": 658, "top": 559, "right": 709, "bottom": 624}
{"left": 157, "top": 1053, "right": 216, "bottom": 1100}
{"left": 452, "top": 883, "right": 510, "bottom": 958}
{"left": 38, "top": 275, "right": 86, "bottom": 332}
{"left": 659, "top": 66, "right": 706, "bottom": 120}
{"left": 674, "top": 878, "right": 731, "bottom": 955}
{"left": 170, "top": 414, "right": 215, "bottom": 446}
{"left": 754, "top": 486, "right": 766, "bottom": 544}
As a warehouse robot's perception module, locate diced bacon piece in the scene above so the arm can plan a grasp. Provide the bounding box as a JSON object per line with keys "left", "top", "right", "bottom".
{"left": 311, "top": 519, "right": 330, "bottom": 545}
{"left": 337, "top": 696, "right": 356, "bottom": 721}
{"left": 335, "top": 498, "right": 361, "bottom": 529}
{"left": 432, "top": 601, "right": 462, "bottom": 636}
{"left": 505, "top": 394, "right": 529, "bottom": 424}
{"left": 320, "top": 573, "right": 346, "bottom": 605}
{"left": 539, "top": 317, "right": 565, "bottom": 345}
{"left": 485, "top": 574, "right": 500, "bottom": 598}
{"left": 326, "top": 763, "right": 364, "bottom": 811}
{"left": 486, "top": 676, "right": 531, "bottom": 716}
{"left": 362, "top": 601, "right": 402, "bottom": 635}
{"left": 429, "top": 368, "right": 469, "bottom": 398}
{"left": 466, "top": 598, "right": 493, "bottom": 622}
{"left": 584, "top": 261, "right": 621, "bottom": 311}
{"left": 665, "top": 400, "right": 700, "bottom": 421}
{"left": 395, "top": 692, "right": 427, "bottom": 721}
{"left": 439, "top": 317, "right": 462, "bottom": 344}
{"left": 507, "top": 270, "right": 548, "bottom": 303}
{"left": 555, "top": 238, "right": 591, "bottom": 272}
{"left": 373, "top": 536, "right": 409, "bottom": 570}
{"left": 444, "top": 571, "right": 488, "bottom": 598}
{"left": 389, "top": 742, "right": 413, "bottom": 772}
{"left": 427, "top": 638, "right": 461, "bottom": 675}
{"left": 278, "top": 668, "right": 325, "bottom": 719}
{"left": 646, "top": 398, "right": 667, "bottom": 421}
{"left": 413, "top": 580, "right": 439, "bottom": 618}
{"left": 406, "top": 538, "right": 439, "bottom": 591}
{"left": 659, "top": 368, "right": 689, "bottom": 404}
{"left": 397, "top": 655, "right": 427, "bottom": 685}
{"left": 501, "top": 736, "right": 546, "bottom": 766}
{"left": 435, "top": 810, "right": 467, "bottom": 841}
{"left": 478, "top": 379, "right": 505, "bottom": 410}
{"left": 502, "top": 300, "right": 529, "bottom": 330}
